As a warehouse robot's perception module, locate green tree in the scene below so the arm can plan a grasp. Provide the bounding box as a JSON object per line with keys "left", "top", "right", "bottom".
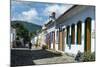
{"left": 11, "top": 23, "right": 30, "bottom": 44}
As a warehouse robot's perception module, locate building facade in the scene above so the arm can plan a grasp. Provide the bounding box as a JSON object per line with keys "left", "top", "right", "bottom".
{"left": 44, "top": 5, "right": 95, "bottom": 55}
{"left": 31, "top": 25, "right": 47, "bottom": 47}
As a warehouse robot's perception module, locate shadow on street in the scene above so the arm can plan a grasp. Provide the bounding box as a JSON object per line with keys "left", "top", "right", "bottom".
{"left": 11, "top": 48, "right": 62, "bottom": 67}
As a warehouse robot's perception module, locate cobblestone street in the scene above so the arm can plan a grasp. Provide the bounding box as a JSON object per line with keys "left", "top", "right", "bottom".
{"left": 11, "top": 48, "right": 76, "bottom": 67}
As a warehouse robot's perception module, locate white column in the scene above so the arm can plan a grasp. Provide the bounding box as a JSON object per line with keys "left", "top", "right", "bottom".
{"left": 91, "top": 20, "right": 95, "bottom": 52}
{"left": 55, "top": 29, "right": 58, "bottom": 50}
{"left": 55, "top": 29, "right": 57, "bottom": 43}
{"left": 75, "top": 24, "right": 77, "bottom": 45}
{"left": 69, "top": 26, "right": 71, "bottom": 35}
{"left": 81, "top": 22, "right": 85, "bottom": 52}
{"left": 69, "top": 26, "right": 71, "bottom": 45}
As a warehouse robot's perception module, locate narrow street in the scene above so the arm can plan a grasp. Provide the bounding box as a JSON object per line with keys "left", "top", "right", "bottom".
{"left": 11, "top": 48, "right": 76, "bottom": 66}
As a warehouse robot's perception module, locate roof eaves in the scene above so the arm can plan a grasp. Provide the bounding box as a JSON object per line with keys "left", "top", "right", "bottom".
{"left": 55, "top": 5, "right": 78, "bottom": 22}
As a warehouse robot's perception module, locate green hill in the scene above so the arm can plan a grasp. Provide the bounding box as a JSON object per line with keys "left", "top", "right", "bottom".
{"left": 11, "top": 21, "right": 42, "bottom": 33}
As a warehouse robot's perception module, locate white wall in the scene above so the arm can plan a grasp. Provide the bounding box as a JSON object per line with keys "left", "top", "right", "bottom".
{"left": 53, "top": 6, "right": 95, "bottom": 55}
{"left": 45, "top": 6, "right": 95, "bottom": 55}
{"left": 46, "top": 26, "right": 55, "bottom": 49}
{"left": 57, "top": 6, "right": 95, "bottom": 55}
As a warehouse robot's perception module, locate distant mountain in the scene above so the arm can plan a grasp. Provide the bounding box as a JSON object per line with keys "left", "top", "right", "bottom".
{"left": 11, "top": 21, "right": 42, "bottom": 32}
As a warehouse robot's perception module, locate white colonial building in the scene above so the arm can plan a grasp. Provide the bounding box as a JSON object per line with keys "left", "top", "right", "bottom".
{"left": 44, "top": 5, "right": 95, "bottom": 56}
{"left": 31, "top": 25, "right": 47, "bottom": 47}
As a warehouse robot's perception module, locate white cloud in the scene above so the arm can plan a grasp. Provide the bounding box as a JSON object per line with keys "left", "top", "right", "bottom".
{"left": 43, "top": 4, "right": 73, "bottom": 18}
{"left": 22, "top": 8, "right": 38, "bottom": 20}
{"left": 12, "top": 8, "right": 42, "bottom": 23}
{"left": 12, "top": 8, "right": 44, "bottom": 25}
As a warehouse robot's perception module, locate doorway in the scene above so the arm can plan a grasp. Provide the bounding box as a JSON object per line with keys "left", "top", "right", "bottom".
{"left": 84, "top": 17, "right": 91, "bottom": 52}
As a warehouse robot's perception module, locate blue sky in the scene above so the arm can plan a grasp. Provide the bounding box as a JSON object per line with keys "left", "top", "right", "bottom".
{"left": 11, "top": 0, "right": 73, "bottom": 26}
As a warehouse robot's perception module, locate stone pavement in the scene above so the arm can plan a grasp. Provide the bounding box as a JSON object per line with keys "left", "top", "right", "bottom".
{"left": 33, "top": 53, "right": 76, "bottom": 65}
{"left": 11, "top": 48, "right": 76, "bottom": 67}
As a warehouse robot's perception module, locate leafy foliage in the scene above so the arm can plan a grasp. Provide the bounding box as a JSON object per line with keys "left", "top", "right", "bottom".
{"left": 82, "top": 51, "right": 95, "bottom": 62}
{"left": 75, "top": 51, "right": 95, "bottom": 62}
{"left": 11, "top": 20, "right": 42, "bottom": 43}
{"left": 11, "top": 22, "right": 30, "bottom": 43}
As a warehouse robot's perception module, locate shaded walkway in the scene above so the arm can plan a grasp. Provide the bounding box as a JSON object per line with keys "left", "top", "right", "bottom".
{"left": 11, "top": 48, "right": 62, "bottom": 67}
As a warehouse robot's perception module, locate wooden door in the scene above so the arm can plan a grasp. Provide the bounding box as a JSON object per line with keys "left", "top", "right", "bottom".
{"left": 71, "top": 24, "right": 75, "bottom": 44}
{"left": 62, "top": 29, "right": 65, "bottom": 51}
{"left": 85, "top": 18, "right": 91, "bottom": 52}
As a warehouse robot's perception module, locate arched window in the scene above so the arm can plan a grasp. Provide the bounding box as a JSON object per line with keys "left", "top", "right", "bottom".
{"left": 77, "top": 21, "right": 82, "bottom": 44}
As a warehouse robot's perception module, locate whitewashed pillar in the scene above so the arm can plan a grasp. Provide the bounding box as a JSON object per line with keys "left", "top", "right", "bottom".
{"left": 54, "top": 27, "right": 56, "bottom": 45}
{"left": 91, "top": 20, "right": 95, "bottom": 52}
{"left": 69, "top": 26, "right": 71, "bottom": 45}
{"left": 69, "top": 26, "right": 71, "bottom": 35}
{"left": 75, "top": 24, "right": 77, "bottom": 45}
{"left": 82, "top": 22, "right": 85, "bottom": 52}
{"left": 55, "top": 29, "right": 58, "bottom": 50}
